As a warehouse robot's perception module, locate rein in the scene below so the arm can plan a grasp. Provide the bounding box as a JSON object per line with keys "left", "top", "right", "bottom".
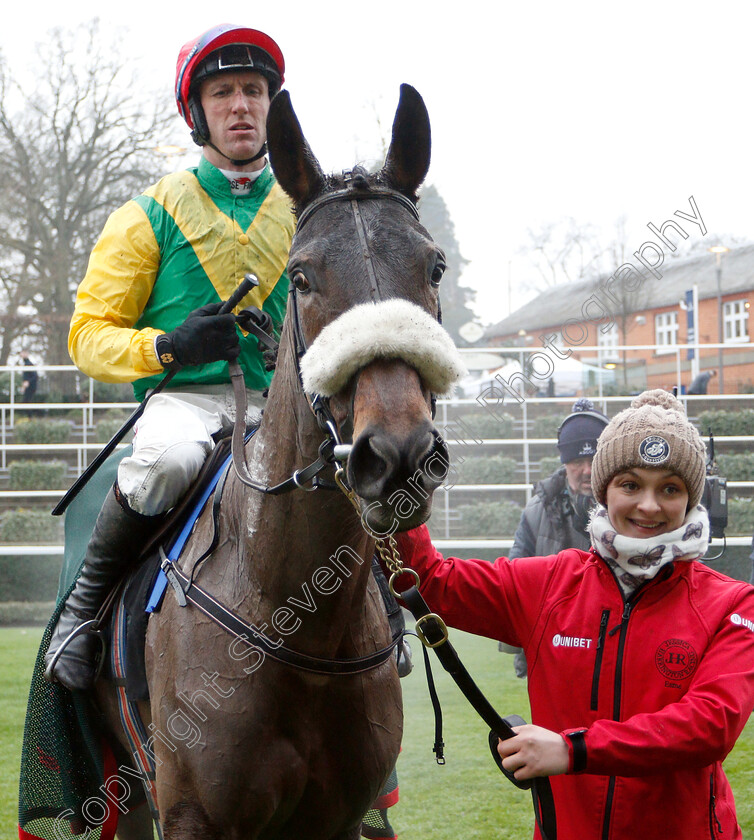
{"left": 165, "top": 179, "right": 423, "bottom": 677}
{"left": 335, "top": 475, "right": 559, "bottom": 839}
{"left": 230, "top": 175, "right": 423, "bottom": 495}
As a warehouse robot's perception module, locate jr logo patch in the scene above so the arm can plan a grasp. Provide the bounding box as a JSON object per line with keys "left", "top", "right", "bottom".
{"left": 655, "top": 638, "right": 697, "bottom": 680}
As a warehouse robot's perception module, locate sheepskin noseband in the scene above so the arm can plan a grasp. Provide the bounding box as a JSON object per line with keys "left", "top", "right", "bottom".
{"left": 300, "top": 299, "right": 467, "bottom": 397}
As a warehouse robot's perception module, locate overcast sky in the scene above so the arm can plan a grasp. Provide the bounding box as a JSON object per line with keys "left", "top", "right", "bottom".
{"left": 2, "top": 0, "right": 752, "bottom": 325}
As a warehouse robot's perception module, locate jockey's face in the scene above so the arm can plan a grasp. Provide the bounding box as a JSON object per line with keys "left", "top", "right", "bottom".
{"left": 200, "top": 70, "right": 270, "bottom": 171}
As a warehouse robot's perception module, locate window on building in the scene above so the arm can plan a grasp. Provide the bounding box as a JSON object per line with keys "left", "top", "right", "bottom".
{"left": 654, "top": 311, "right": 678, "bottom": 354}
{"left": 723, "top": 299, "right": 750, "bottom": 343}
{"left": 597, "top": 321, "right": 620, "bottom": 365}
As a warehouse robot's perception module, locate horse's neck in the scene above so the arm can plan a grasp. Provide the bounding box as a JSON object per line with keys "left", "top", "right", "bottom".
{"left": 234, "top": 332, "right": 379, "bottom": 653}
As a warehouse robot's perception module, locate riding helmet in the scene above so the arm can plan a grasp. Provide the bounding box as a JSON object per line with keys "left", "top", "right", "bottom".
{"left": 175, "top": 24, "right": 285, "bottom": 147}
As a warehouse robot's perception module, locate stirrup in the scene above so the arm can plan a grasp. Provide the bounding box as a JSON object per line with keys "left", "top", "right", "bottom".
{"left": 44, "top": 619, "right": 106, "bottom": 684}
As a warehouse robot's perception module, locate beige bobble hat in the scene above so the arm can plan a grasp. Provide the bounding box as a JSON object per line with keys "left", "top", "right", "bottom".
{"left": 591, "top": 389, "right": 707, "bottom": 508}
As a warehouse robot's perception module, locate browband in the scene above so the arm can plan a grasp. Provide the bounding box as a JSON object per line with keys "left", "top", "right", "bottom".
{"left": 296, "top": 186, "right": 420, "bottom": 233}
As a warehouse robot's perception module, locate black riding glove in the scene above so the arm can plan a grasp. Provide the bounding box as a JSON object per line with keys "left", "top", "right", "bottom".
{"left": 155, "top": 303, "right": 241, "bottom": 370}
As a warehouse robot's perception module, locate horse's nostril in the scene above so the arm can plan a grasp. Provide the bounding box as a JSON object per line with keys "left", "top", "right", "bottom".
{"left": 417, "top": 432, "right": 450, "bottom": 488}
{"left": 347, "top": 433, "right": 400, "bottom": 500}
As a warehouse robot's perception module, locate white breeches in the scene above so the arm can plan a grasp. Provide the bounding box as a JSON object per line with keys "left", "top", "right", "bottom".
{"left": 117, "top": 385, "right": 265, "bottom": 516}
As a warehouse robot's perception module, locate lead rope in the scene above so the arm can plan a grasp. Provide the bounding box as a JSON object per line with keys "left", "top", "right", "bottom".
{"left": 333, "top": 465, "right": 557, "bottom": 840}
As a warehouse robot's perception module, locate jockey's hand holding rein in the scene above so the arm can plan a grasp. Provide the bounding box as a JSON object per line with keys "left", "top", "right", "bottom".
{"left": 155, "top": 303, "right": 241, "bottom": 370}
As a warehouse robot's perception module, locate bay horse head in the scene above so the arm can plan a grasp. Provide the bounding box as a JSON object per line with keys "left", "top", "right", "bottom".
{"left": 267, "top": 84, "right": 466, "bottom": 535}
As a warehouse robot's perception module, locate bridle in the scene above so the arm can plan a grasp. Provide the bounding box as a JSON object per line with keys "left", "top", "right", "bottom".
{"left": 165, "top": 175, "right": 429, "bottom": 677}
{"left": 230, "top": 172, "right": 430, "bottom": 495}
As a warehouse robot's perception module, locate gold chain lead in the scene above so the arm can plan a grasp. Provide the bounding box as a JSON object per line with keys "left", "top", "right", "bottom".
{"left": 334, "top": 466, "right": 404, "bottom": 576}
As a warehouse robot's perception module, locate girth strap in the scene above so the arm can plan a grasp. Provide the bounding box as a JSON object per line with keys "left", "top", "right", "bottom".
{"left": 163, "top": 561, "right": 402, "bottom": 676}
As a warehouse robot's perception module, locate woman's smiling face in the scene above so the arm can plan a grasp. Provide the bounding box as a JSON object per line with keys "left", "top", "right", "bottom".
{"left": 605, "top": 467, "right": 689, "bottom": 539}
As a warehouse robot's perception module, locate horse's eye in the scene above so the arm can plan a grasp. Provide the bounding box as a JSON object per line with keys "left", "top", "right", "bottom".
{"left": 292, "top": 270, "right": 310, "bottom": 293}
{"left": 430, "top": 261, "right": 446, "bottom": 288}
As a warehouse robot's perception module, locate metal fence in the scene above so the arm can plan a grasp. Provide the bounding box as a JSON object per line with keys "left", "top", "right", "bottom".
{"left": 0, "top": 358, "right": 751, "bottom": 559}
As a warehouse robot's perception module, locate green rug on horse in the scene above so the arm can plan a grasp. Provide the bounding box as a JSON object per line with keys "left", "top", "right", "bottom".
{"left": 18, "top": 445, "right": 401, "bottom": 840}
{"left": 18, "top": 449, "right": 143, "bottom": 840}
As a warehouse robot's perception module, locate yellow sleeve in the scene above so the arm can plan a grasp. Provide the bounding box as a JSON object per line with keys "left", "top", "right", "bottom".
{"left": 68, "top": 201, "right": 165, "bottom": 383}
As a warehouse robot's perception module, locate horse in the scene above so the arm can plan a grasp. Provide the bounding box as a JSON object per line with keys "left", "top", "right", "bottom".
{"left": 96, "top": 83, "right": 465, "bottom": 840}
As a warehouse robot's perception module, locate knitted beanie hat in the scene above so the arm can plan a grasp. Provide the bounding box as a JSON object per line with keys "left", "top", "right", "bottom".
{"left": 591, "top": 389, "right": 707, "bottom": 508}
{"left": 557, "top": 398, "right": 609, "bottom": 464}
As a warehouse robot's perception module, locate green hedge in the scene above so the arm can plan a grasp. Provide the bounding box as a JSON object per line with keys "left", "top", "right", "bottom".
{"left": 450, "top": 412, "right": 516, "bottom": 439}
{"left": 13, "top": 419, "right": 71, "bottom": 444}
{"left": 454, "top": 455, "right": 517, "bottom": 484}
{"left": 8, "top": 460, "right": 67, "bottom": 490}
{"left": 0, "top": 509, "right": 62, "bottom": 543}
{"left": 695, "top": 409, "right": 754, "bottom": 437}
{"left": 0, "top": 601, "right": 56, "bottom": 626}
{"left": 0, "top": 555, "right": 62, "bottom": 601}
{"left": 95, "top": 417, "right": 133, "bottom": 443}
{"left": 716, "top": 453, "right": 754, "bottom": 481}
{"left": 456, "top": 500, "right": 523, "bottom": 537}
{"left": 729, "top": 498, "right": 754, "bottom": 536}
{"left": 539, "top": 456, "right": 562, "bottom": 478}
{"left": 531, "top": 414, "right": 566, "bottom": 439}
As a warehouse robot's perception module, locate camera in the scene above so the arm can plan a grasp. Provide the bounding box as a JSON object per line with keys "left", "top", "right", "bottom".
{"left": 702, "top": 429, "right": 728, "bottom": 540}
{"left": 702, "top": 474, "right": 728, "bottom": 539}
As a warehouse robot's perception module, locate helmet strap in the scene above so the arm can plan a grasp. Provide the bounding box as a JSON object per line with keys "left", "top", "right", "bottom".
{"left": 204, "top": 139, "right": 268, "bottom": 167}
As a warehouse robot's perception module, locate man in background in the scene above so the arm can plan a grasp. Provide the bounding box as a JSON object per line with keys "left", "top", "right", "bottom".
{"left": 503, "top": 398, "right": 609, "bottom": 676}
{"left": 19, "top": 350, "right": 38, "bottom": 403}
{"left": 687, "top": 368, "right": 717, "bottom": 395}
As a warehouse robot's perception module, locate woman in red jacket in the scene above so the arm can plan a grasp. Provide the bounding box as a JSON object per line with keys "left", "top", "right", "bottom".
{"left": 396, "top": 390, "right": 754, "bottom": 839}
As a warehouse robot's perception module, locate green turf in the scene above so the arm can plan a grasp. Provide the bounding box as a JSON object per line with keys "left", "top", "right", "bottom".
{"left": 2, "top": 626, "right": 753, "bottom": 838}
{"left": 1, "top": 626, "right": 43, "bottom": 839}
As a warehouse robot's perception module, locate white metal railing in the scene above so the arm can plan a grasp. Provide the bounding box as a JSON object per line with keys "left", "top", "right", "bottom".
{"left": 0, "top": 360, "right": 751, "bottom": 557}
{"left": 1, "top": 538, "right": 750, "bottom": 557}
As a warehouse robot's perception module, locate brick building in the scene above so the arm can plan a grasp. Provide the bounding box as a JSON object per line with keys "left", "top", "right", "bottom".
{"left": 483, "top": 244, "right": 754, "bottom": 395}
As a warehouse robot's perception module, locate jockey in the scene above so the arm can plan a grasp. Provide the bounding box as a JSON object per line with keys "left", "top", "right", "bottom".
{"left": 45, "top": 24, "right": 293, "bottom": 691}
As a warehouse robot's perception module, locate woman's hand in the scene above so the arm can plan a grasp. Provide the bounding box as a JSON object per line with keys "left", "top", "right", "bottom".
{"left": 497, "top": 724, "right": 569, "bottom": 780}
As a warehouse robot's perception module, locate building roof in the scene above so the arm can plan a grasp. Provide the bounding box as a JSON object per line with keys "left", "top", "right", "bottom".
{"left": 485, "top": 243, "right": 754, "bottom": 339}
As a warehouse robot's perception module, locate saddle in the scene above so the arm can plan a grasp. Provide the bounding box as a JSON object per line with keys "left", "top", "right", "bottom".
{"left": 110, "top": 430, "right": 243, "bottom": 700}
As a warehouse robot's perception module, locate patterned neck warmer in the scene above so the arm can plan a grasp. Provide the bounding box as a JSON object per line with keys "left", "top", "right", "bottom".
{"left": 588, "top": 503, "right": 710, "bottom": 596}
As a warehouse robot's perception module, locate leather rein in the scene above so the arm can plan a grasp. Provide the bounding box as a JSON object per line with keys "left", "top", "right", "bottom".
{"left": 229, "top": 174, "right": 422, "bottom": 495}
{"left": 164, "top": 178, "right": 559, "bottom": 836}
{"left": 166, "top": 179, "right": 422, "bottom": 677}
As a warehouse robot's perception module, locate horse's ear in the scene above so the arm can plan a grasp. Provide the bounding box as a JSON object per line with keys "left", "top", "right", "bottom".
{"left": 267, "top": 90, "right": 327, "bottom": 208}
{"left": 380, "top": 84, "right": 431, "bottom": 200}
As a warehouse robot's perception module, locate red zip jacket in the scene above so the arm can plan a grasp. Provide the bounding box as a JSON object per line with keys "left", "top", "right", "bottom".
{"left": 396, "top": 525, "right": 754, "bottom": 840}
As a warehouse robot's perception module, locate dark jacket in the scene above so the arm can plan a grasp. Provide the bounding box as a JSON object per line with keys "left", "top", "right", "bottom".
{"left": 510, "top": 467, "right": 591, "bottom": 559}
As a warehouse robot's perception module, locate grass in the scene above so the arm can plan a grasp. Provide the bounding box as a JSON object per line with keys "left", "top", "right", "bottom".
{"left": 1, "top": 626, "right": 43, "bottom": 839}
{"left": 2, "top": 626, "right": 753, "bottom": 839}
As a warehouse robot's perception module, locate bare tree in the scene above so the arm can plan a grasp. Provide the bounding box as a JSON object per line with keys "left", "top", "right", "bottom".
{"left": 521, "top": 217, "right": 607, "bottom": 290}
{"left": 0, "top": 20, "right": 176, "bottom": 372}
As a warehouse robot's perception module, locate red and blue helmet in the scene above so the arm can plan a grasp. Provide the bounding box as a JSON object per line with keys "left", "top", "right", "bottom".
{"left": 175, "top": 24, "right": 285, "bottom": 144}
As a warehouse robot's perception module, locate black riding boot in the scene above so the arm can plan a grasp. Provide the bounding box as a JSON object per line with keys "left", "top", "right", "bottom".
{"left": 44, "top": 486, "right": 160, "bottom": 691}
